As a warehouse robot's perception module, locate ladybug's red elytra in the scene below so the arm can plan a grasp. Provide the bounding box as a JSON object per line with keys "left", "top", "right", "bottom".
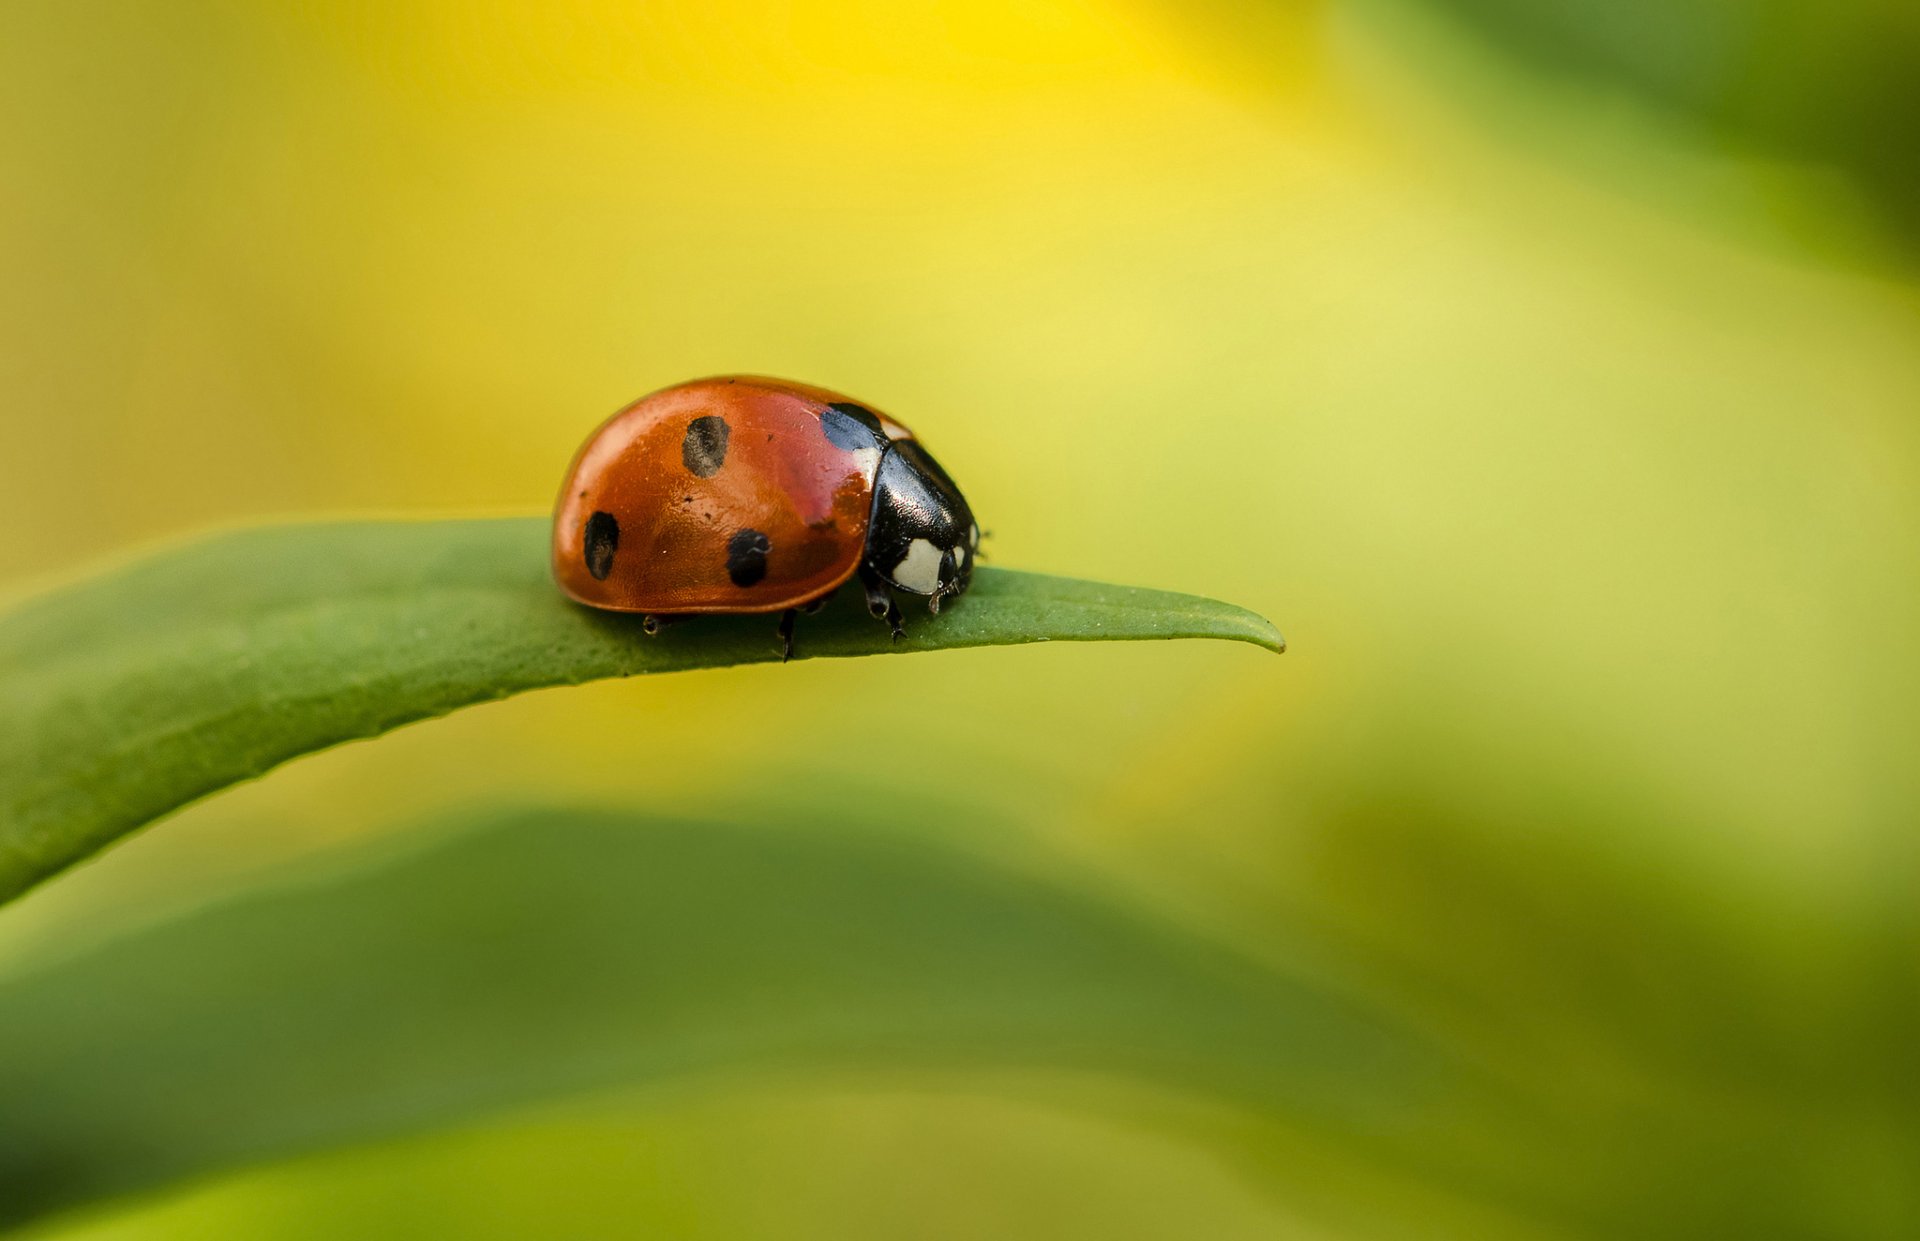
{"left": 553, "top": 376, "right": 979, "bottom": 658}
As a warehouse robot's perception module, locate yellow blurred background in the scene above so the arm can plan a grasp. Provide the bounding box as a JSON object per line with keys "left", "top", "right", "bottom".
{"left": 3, "top": 1, "right": 1917, "bottom": 1237}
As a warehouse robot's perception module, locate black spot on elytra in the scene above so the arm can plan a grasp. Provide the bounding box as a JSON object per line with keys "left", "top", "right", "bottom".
{"left": 584, "top": 511, "right": 619, "bottom": 580}
{"left": 682, "top": 415, "right": 730, "bottom": 477}
{"left": 726, "top": 528, "right": 771, "bottom": 587}
{"left": 820, "top": 402, "right": 886, "bottom": 453}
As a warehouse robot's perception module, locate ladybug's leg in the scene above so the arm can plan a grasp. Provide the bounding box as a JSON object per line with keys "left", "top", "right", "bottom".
{"left": 859, "top": 565, "right": 906, "bottom": 642}
{"left": 774, "top": 592, "right": 837, "bottom": 662}
{"left": 777, "top": 608, "right": 798, "bottom": 663}
{"left": 641, "top": 614, "right": 683, "bottom": 636}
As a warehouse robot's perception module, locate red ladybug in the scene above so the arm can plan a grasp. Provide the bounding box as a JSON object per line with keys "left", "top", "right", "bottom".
{"left": 553, "top": 376, "right": 979, "bottom": 658}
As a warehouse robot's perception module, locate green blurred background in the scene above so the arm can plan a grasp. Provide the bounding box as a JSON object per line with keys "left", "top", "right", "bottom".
{"left": 3, "top": 1, "right": 1917, "bottom": 1237}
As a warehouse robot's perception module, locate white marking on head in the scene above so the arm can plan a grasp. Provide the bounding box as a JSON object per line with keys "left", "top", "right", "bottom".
{"left": 951, "top": 543, "right": 966, "bottom": 569}
{"left": 969, "top": 523, "right": 980, "bottom": 549}
{"left": 893, "top": 538, "right": 943, "bottom": 594}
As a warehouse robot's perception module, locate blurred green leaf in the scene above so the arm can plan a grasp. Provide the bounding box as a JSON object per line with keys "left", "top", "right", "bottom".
{"left": 0, "top": 518, "right": 1282, "bottom": 905}
{"left": 1365, "top": 0, "right": 1920, "bottom": 239}
{"left": 0, "top": 804, "right": 1430, "bottom": 1231}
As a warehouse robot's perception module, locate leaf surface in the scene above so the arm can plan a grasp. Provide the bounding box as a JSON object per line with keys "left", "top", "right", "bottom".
{"left": 0, "top": 518, "right": 1282, "bottom": 904}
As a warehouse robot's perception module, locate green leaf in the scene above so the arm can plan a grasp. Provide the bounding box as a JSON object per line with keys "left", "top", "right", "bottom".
{"left": 0, "top": 518, "right": 1282, "bottom": 905}
{"left": 0, "top": 805, "right": 1439, "bottom": 1230}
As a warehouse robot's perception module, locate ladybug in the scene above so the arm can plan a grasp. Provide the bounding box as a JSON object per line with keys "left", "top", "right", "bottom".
{"left": 553, "top": 376, "right": 979, "bottom": 659}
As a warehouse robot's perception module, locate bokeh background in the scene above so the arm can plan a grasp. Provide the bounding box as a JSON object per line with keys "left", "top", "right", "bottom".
{"left": 4, "top": 1, "right": 1919, "bottom": 1238}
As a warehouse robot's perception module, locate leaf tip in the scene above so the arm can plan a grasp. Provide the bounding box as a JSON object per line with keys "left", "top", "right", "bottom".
{"left": 1220, "top": 605, "right": 1286, "bottom": 654}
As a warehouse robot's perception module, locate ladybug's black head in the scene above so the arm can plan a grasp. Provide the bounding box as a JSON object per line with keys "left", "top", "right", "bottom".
{"left": 866, "top": 439, "right": 977, "bottom": 613}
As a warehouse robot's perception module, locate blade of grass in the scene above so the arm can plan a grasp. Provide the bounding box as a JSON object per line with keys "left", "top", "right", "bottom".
{"left": 0, "top": 518, "right": 1283, "bottom": 904}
